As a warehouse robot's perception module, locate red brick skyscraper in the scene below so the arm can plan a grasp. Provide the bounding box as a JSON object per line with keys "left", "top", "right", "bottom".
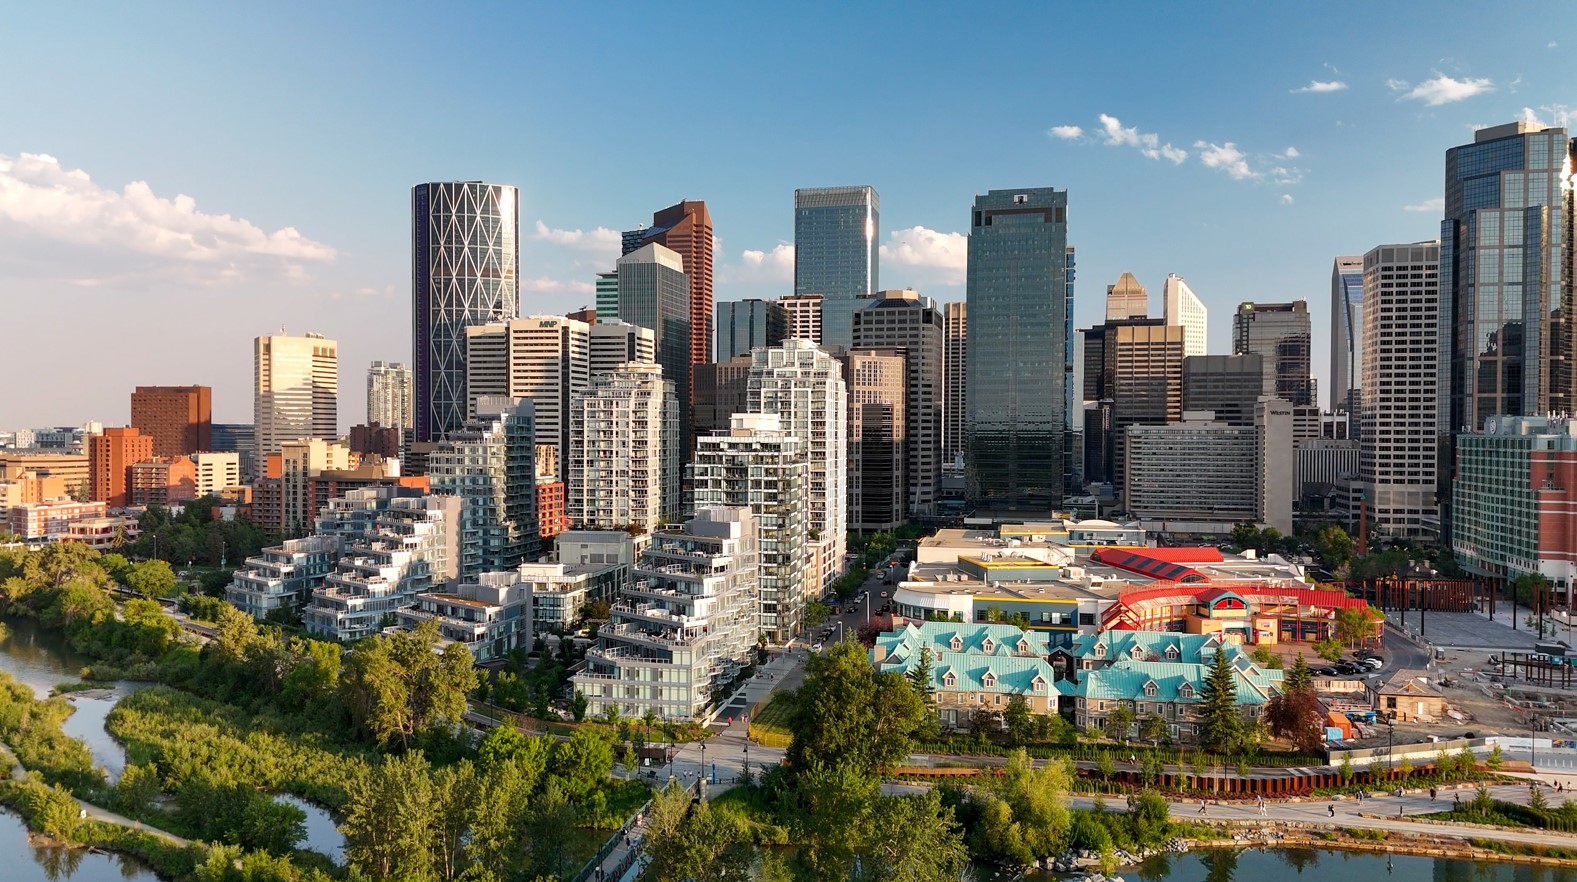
{"left": 624, "top": 201, "right": 713, "bottom": 370}
{"left": 90, "top": 427, "right": 154, "bottom": 508}
{"left": 130, "top": 385, "right": 212, "bottom": 457}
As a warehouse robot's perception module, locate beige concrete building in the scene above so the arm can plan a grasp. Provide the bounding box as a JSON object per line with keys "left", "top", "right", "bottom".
{"left": 776, "top": 294, "right": 823, "bottom": 344}
{"left": 255, "top": 333, "right": 338, "bottom": 465}
{"left": 567, "top": 362, "right": 680, "bottom": 533}
{"left": 191, "top": 452, "right": 242, "bottom": 498}
{"left": 841, "top": 350, "right": 906, "bottom": 532}
{"left": 280, "top": 439, "right": 352, "bottom": 535}
{"left": 943, "top": 301, "right": 967, "bottom": 467}
{"left": 366, "top": 361, "right": 413, "bottom": 432}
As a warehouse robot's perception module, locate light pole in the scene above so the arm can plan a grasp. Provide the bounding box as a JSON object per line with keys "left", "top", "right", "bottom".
{"left": 701, "top": 739, "right": 707, "bottom": 785}
{"left": 744, "top": 741, "right": 750, "bottom": 784}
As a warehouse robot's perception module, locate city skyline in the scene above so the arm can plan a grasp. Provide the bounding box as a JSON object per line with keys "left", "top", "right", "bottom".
{"left": 1, "top": 4, "right": 1570, "bottom": 427}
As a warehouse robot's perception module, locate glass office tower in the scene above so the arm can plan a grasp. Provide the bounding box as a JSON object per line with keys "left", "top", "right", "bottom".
{"left": 617, "top": 243, "right": 692, "bottom": 451}
{"left": 1329, "top": 257, "right": 1364, "bottom": 414}
{"left": 965, "top": 188, "right": 1072, "bottom": 508}
{"left": 794, "top": 186, "right": 879, "bottom": 350}
{"left": 412, "top": 182, "right": 519, "bottom": 443}
{"left": 1441, "top": 121, "right": 1577, "bottom": 435}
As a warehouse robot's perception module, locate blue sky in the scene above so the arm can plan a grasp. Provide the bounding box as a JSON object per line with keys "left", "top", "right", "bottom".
{"left": 1, "top": 2, "right": 1571, "bottom": 427}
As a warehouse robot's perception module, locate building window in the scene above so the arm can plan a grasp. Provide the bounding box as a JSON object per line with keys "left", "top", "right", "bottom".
{"left": 1144, "top": 682, "right": 1158, "bottom": 698}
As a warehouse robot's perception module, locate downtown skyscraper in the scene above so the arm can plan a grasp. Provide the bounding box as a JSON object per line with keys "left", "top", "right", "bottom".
{"left": 1441, "top": 121, "right": 1577, "bottom": 436}
{"left": 623, "top": 201, "right": 714, "bottom": 373}
{"left": 412, "top": 182, "right": 519, "bottom": 443}
{"left": 965, "top": 188, "right": 1073, "bottom": 508}
{"left": 1329, "top": 257, "right": 1365, "bottom": 414}
{"left": 795, "top": 186, "right": 879, "bottom": 350}
{"left": 366, "top": 361, "right": 413, "bottom": 432}
{"left": 254, "top": 332, "right": 338, "bottom": 465}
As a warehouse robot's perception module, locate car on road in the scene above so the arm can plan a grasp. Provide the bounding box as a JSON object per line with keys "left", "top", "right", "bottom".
{"left": 879, "top": 591, "right": 889, "bottom": 598}
{"left": 1334, "top": 663, "right": 1360, "bottom": 675}
{"left": 1362, "top": 657, "right": 1384, "bottom": 670}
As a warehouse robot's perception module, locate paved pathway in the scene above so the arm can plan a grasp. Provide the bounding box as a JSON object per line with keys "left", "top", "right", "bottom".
{"left": 0, "top": 742, "right": 190, "bottom": 846}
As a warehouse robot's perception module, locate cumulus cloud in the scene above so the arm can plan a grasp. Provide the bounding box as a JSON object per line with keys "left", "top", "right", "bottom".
{"left": 1047, "top": 125, "right": 1085, "bottom": 140}
{"left": 1522, "top": 104, "right": 1577, "bottom": 128}
{"left": 1291, "top": 80, "right": 1348, "bottom": 94}
{"left": 880, "top": 227, "right": 967, "bottom": 286}
{"left": 1404, "top": 197, "right": 1446, "bottom": 213}
{"left": 1284, "top": 147, "right": 1301, "bottom": 158}
{"left": 1390, "top": 73, "right": 1494, "bottom": 105}
{"left": 532, "top": 220, "right": 621, "bottom": 253}
{"left": 1280, "top": 194, "right": 1295, "bottom": 205}
{"left": 1193, "top": 141, "right": 1257, "bottom": 180}
{"left": 718, "top": 243, "right": 794, "bottom": 285}
{"left": 521, "top": 276, "right": 595, "bottom": 294}
{"left": 0, "top": 152, "right": 334, "bottom": 287}
{"left": 1097, "top": 114, "right": 1188, "bottom": 163}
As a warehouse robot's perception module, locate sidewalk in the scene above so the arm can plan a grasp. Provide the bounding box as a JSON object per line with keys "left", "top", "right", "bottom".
{"left": 0, "top": 741, "right": 189, "bottom": 846}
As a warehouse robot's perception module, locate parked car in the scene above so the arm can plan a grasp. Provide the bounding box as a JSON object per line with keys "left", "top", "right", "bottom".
{"left": 1363, "top": 657, "right": 1385, "bottom": 670}
{"left": 1317, "top": 667, "right": 1337, "bottom": 676}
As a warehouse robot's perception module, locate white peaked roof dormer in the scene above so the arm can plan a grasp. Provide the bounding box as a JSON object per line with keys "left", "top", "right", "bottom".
{"left": 1130, "top": 644, "right": 1145, "bottom": 659}
{"left": 981, "top": 670, "right": 997, "bottom": 688}
{"left": 1031, "top": 674, "right": 1047, "bottom": 691}
{"left": 1017, "top": 637, "right": 1031, "bottom": 654}
{"left": 982, "top": 636, "right": 996, "bottom": 653}
{"left": 1143, "top": 679, "right": 1159, "bottom": 697}
{"left": 1094, "top": 642, "right": 1107, "bottom": 658}
{"left": 1179, "top": 682, "right": 1195, "bottom": 699}
{"left": 949, "top": 635, "right": 963, "bottom": 651}
{"left": 942, "top": 669, "right": 957, "bottom": 688}
{"left": 1164, "top": 644, "right": 1179, "bottom": 659}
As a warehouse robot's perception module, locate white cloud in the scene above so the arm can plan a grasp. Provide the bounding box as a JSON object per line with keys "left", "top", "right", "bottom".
{"left": 532, "top": 220, "right": 621, "bottom": 253}
{"left": 1047, "top": 125, "right": 1084, "bottom": 140}
{"left": 1404, "top": 197, "right": 1446, "bottom": 213}
{"left": 0, "top": 152, "right": 334, "bottom": 287}
{"left": 520, "top": 276, "right": 594, "bottom": 294}
{"left": 1550, "top": 41, "right": 1559, "bottom": 49}
{"left": 1390, "top": 73, "right": 1494, "bottom": 105}
{"left": 1096, "top": 113, "right": 1188, "bottom": 163}
{"left": 1291, "top": 80, "right": 1348, "bottom": 94}
{"left": 1283, "top": 147, "right": 1301, "bottom": 158}
{"left": 1280, "top": 194, "right": 1295, "bottom": 205}
{"left": 718, "top": 243, "right": 794, "bottom": 285}
{"left": 880, "top": 227, "right": 967, "bottom": 286}
{"left": 1193, "top": 141, "right": 1257, "bottom": 180}
{"left": 1521, "top": 104, "right": 1577, "bottom": 128}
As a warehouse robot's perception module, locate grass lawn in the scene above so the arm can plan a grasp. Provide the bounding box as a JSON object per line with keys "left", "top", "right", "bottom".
{"left": 748, "top": 693, "right": 794, "bottom": 748}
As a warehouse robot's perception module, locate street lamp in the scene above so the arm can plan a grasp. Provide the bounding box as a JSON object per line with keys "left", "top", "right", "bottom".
{"left": 701, "top": 740, "right": 707, "bottom": 785}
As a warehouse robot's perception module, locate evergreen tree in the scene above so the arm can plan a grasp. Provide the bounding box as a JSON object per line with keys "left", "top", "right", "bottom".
{"left": 1196, "top": 649, "right": 1244, "bottom": 754}
{"left": 1286, "top": 653, "right": 1313, "bottom": 690}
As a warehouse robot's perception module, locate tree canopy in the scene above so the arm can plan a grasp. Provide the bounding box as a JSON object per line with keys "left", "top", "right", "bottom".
{"left": 786, "top": 640, "right": 925, "bottom": 778}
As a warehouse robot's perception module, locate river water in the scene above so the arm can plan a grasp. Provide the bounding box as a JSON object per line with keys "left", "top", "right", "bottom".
{"left": 0, "top": 617, "right": 345, "bottom": 876}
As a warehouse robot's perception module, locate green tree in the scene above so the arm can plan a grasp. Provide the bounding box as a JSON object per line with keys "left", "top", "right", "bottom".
{"left": 430, "top": 760, "right": 478, "bottom": 881}
{"left": 114, "top": 761, "right": 162, "bottom": 814}
{"left": 1105, "top": 705, "right": 1135, "bottom": 743}
{"left": 525, "top": 780, "right": 579, "bottom": 880}
{"left": 1003, "top": 694, "right": 1034, "bottom": 746}
{"left": 787, "top": 760, "right": 878, "bottom": 882}
{"left": 1196, "top": 649, "right": 1245, "bottom": 754}
{"left": 124, "top": 559, "right": 177, "bottom": 598}
{"left": 570, "top": 689, "right": 589, "bottom": 722}
{"left": 1141, "top": 714, "right": 1169, "bottom": 747}
{"left": 863, "top": 790, "right": 970, "bottom": 882}
{"left": 641, "top": 780, "right": 756, "bottom": 882}
{"left": 1487, "top": 744, "right": 1505, "bottom": 771}
{"left": 970, "top": 751, "right": 1073, "bottom": 864}
{"left": 787, "top": 640, "right": 925, "bottom": 779}
{"left": 553, "top": 729, "right": 615, "bottom": 798}
{"left": 1338, "top": 753, "right": 1355, "bottom": 783}
{"left": 342, "top": 751, "right": 438, "bottom": 882}
{"left": 1286, "top": 654, "right": 1313, "bottom": 690}
{"left": 340, "top": 620, "right": 478, "bottom": 747}
{"left": 1313, "top": 526, "right": 1356, "bottom": 572}
{"left": 1314, "top": 638, "right": 1344, "bottom": 662}
{"left": 805, "top": 599, "right": 831, "bottom": 628}
{"left": 1335, "top": 605, "right": 1379, "bottom": 648}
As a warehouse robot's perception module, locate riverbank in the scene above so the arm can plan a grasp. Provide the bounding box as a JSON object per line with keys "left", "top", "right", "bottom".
{"left": 1180, "top": 820, "right": 1577, "bottom": 866}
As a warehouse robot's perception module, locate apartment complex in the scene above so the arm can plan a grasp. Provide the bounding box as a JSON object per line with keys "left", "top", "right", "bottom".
{"left": 366, "top": 361, "right": 414, "bottom": 432}
{"left": 226, "top": 535, "right": 342, "bottom": 620}
{"left": 841, "top": 350, "right": 907, "bottom": 531}
{"left": 853, "top": 289, "right": 944, "bottom": 515}
{"left": 428, "top": 397, "right": 539, "bottom": 578}
{"left": 575, "top": 507, "right": 759, "bottom": 721}
{"left": 567, "top": 362, "right": 680, "bottom": 532}
{"left": 693, "top": 413, "right": 809, "bottom": 642}
{"left": 89, "top": 427, "right": 154, "bottom": 508}
{"left": 1454, "top": 416, "right": 1577, "bottom": 598}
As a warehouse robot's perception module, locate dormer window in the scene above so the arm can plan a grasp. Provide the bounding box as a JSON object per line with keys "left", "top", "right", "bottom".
{"left": 942, "top": 671, "right": 957, "bottom": 688}
{"left": 982, "top": 638, "right": 996, "bottom": 653}
{"left": 1094, "top": 644, "right": 1107, "bottom": 658}
{"left": 949, "top": 636, "right": 963, "bottom": 651}
{"left": 1130, "top": 645, "right": 1144, "bottom": 659}
{"left": 1179, "top": 683, "right": 1194, "bottom": 699}
{"left": 1017, "top": 639, "right": 1031, "bottom": 654}
{"left": 981, "top": 671, "right": 997, "bottom": 688}
{"left": 1031, "top": 675, "right": 1047, "bottom": 692}
{"left": 1164, "top": 645, "right": 1178, "bottom": 659}
{"left": 1144, "top": 681, "right": 1158, "bottom": 698}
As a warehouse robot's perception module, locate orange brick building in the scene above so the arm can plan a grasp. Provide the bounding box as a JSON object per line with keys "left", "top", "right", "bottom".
{"left": 90, "top": 427, "right": 154, "bottom": 508}
{"left": 130, "top": 386, "right": 212, "bottom": 457}
{"left": 536, "top": 479, "right": 569, "bottom": 541}
{"left": 129, "top": 456, "right": 199, "bottom": 507}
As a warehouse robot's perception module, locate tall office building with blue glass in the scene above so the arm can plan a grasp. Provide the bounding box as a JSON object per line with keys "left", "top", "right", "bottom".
{"left": 965, "top": 188, "right": 1073, "bottom": 508}
{"left": 1329, "top": 256, "right": 1364, "bottom": 414}
{"left": 1441, "top": 121, "right": 1577, "bottom": 437}
{"left": 412, "top": 182, "right": 519, "bottom": 443}
{"left": 794, "top": 186, "right": 879, "bottom": 350}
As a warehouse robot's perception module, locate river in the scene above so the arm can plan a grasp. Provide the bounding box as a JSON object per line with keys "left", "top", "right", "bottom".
{"left": 0, "top": 617, "right": 345, "bottom": 875}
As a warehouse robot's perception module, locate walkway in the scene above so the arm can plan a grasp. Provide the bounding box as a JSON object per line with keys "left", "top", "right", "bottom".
{"left": 0, "top": 742, "right": 190, "bottom": 846}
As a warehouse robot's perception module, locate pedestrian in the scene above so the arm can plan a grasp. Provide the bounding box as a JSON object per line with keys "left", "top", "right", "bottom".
{"left": 1430, "top": 787, "right": 1437, "bottom": 801}
{"left": 1454, "top": 793, "right": 1461, "bottom": 807}
{"left": 1328, "top": 804, "right": 1335, "bottom": 817}
{"left": 1198, "top": 799, "right": 1208, "bottom": 815}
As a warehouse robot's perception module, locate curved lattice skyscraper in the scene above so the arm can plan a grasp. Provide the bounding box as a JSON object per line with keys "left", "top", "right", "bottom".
{"left": 412, "top": 182, "right": 519, "bottom": 443}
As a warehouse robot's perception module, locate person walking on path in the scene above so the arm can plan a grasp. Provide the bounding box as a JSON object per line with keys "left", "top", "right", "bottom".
{"left": 1198, "top": 799, "right": 1208, "bottom": 815}
{"left": 1430, "top": 787, "right": 1437, "bottom": 801}
{"left": 1328, "top": 804, "right": 1336, "bottom": 817}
